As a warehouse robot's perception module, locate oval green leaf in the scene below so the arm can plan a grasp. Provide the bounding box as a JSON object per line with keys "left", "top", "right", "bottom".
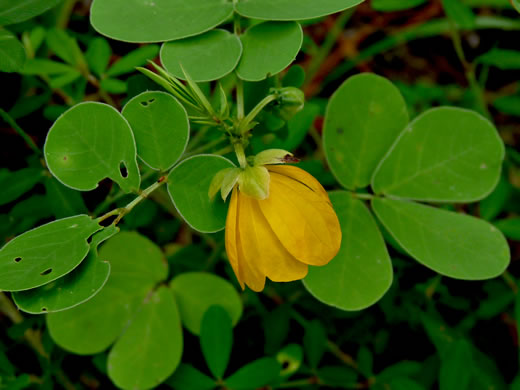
{"left": 44, "top": 102, "right": 140, "bottom": 193}
{"left": 225, "top": 358, "right": 281, "bottom": 390}
{"left": 324, "top": 73, "right": 409, "bottom": 190}
{"left": 108, "top": 286, "right": 182, "bottom": 390}
{"left": 303, "top": 192, "right": 393, "bottom": 310}
{"left": 90, "top": 0, "right": 233, "bottom": 43}
{"left": 167, "top": 154, "right": 235, "bottom": 233}
{"left": 47, "top": 232, "right": 167, "bottom": 355}
{"left": 122, "top": 91, "right": 189, "bottom": 171}
{"left": 170, "top": 272, "right": 242, "bottom": 335}
{"left": 236, "top": 21, "right": 303, "bottom": 82}
{"left": 371, "top": 198, "right": 510, "bottom": 280}
{"left": 13, "top": 226, "right": 119, "bottom": 314}
{"left": 235, "top": 0, "right": 364, "bottom": 21}
{"left": 200, "top": 306, "right": 233, "bottom": 379}
{"left": 0, "top": 0, "right": 62, "bottom": 25}
{"left": 372, "top": 107, "right": 505, "bottom": 202}
{"left": 0, "top": 29, "right": 26, "bottom": 72}
{"left": 0, "top": 215, "right": 101, "bottom": 292}
{"left": 161, "top": 29, "right": 242, "bottom": 82}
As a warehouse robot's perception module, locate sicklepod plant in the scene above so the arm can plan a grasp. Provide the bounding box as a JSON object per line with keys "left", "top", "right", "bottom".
{"left": 0, "top": 1, "right": 510, "bottom": 389}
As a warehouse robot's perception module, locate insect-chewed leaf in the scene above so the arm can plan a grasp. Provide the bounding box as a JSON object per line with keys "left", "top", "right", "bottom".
{"left": 108, "top": 286, "right": 182, "bottom": 390}
{"left": 0, "top": 215, "right": 102, "bottom": 291}
{"left": 122, "top": 91, "right": 189, "bottom": 171}
{"left": 234, "top": 0, "right": 364, "bottom": 21}
{"left": 161, "top": 29, "right": 242, "bottom": 82}
{"left": 47, "top": 232, "right": 167, "bottom": 355}
{"left": 303, "top": 192, "right": 393, "bottom": 310}
{"left": 12, "top": 226, "right": 119, "bottom": 314}
{"left": 168, "top": 155, "right": 235, "bottom": 233}
{"left": 44, "top": 102, "right": 140, "bottom": 193}
{"left": 90, "top": 0, "right": 233, "bottom": 43}
{"left": 324, "top": 73, "right": 409, "bottom": 190}
{"left": 236, "top": 22, "right": 303, "bottom": 82}
{"left": 371, "top": 198, "right": 510, "bottom": 280}
{"left": 371, "top": 107, "right": 505, "bottom": 203}
{"left": 170, "top": 272, "right": 242, "bottom": 335}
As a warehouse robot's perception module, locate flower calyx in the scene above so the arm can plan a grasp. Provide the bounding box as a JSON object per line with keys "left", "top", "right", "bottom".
{"left": 209, "top": 148, "right": 295, "bottom": 201}
{"left": 271, "top": 87, "right": 305, "bottom": 121}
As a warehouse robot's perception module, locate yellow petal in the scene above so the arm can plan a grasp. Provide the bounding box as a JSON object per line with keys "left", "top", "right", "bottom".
{"left": 267, "top": 165, "right": 329, "bottom": 201}
{"left": 238, "top": 192, "right": 307, "bottom": 284}
{"left": 259, "top": 172, "right": 341, "bottom": 266}
{"left": 224, "top": 187, "right": 244, "bottom": 289}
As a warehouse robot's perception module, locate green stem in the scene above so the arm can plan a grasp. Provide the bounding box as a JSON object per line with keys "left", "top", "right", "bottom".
{"left": 114, "top": 177, "right": 167, "bottom": 224}
{"left": 0, "top": 108, "right": 41, "bottom": 154}
{"left": 448, "top": 21, "right": 490, "bottom": 118}
{"left": 236, "top": 77, "right": 245, "bottom": 121}
{"left": 233, "top": 142, "right": 247, "bottom": 168}
{"left": 304, "top": 9, "right": 354, "bottom": 87}
{"left": 352, "top": 192, "right": 374, "bottom": 200}
{"left": 238, "top": 94, "right": 277, "bottom": 134}
{"left": 56, "top": 0, "right": 77, "bottom": 29}
{"left": 96, "top": 176, "right": 167, "bottom": 225}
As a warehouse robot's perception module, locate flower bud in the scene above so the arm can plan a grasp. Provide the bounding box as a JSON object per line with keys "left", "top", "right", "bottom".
{"left": 272, "top": 87, "right": 305, "bottom": 121}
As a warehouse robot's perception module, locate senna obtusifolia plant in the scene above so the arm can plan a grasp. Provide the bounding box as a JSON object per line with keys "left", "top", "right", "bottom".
{"left": 0, "top": 0, "right": 511, "bottom": 389}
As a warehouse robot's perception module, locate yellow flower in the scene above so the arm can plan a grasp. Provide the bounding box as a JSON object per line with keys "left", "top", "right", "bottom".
{"left": 224, "top": 164, "right": 342, "bottom": 292}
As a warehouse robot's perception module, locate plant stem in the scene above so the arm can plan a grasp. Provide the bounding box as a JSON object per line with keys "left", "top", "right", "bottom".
{"left": 352, "top": 192, "right": 374, "bottom": 200}
{"left": 236, "top": 77, "right": 245, "bottom": 121}
{"left": 96, "top": 176, "right": 167, "bottom": 225}
{"left": 233, "top": 143, "right": 247, "bottom": 168}
{"left": 238, "top": 94, "right": 277, "bottom": 134}
{"left": 448, "top": 21, "right": 491, "bottom": 118}
{"left": 0, "top": 108, "right": 41, "bottom": 154}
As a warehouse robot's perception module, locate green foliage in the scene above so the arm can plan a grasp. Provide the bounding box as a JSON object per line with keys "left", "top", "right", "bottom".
{"left": 122, "top": 91, "right": 189, "bottom": 171}
{"left": 0, "top": 0, "right": 62, "bottom": 25}
{"left": 0, "top": 1, "right": 518, "bottom": 389}
{"left": 90, "top": 0, "right": 234, "bottom": 43}
{"left": 0, "top": 29, "right": 26, "bottom": 72}
{"left": 324, "top": 73, "right": 409, "bottom": 190}
{"left": 44, "top": 102, "right": 141, "bottom": 192}
{"left": 12, "top": 226, "right": 118, "bottom": 314}
{"left": 234, "top": 0, "right": 365, "bottom": 20}
{"left": 304, "top": 192, "right": 393, "bottom": 310}
{"left": 167, "top": 155, "right": 235, "bottom": 233}
{"left": 372, "top": 107, "right": 504, "bottom": 202}
{"left": 161, "top": 30, "right": 242, "bottom": 82}
{"left": 236, "top": 22, "right": 303, "bottom": 81}
{"left": 0, "top": 215, "right": 101, "bottom": 291}
{"left": 170, "top": 272, "right": 243, "bottom": 335}
{"left": 372, "top": 198, "right": 509, "bottom": 279}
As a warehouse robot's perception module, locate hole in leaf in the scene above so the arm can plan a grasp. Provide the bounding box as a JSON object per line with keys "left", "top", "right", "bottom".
{"left": 14, "top": 257, "right": 22, "bottom": 263}
{"left": 99, "top": 215, "right": 118, "bottom": 227}
{"left": 119, "top": 161, "right": 128, "bottom": 178}
{"left": 40, "top": 269, "right": 52, "bottom": 276}
{"left": 140, "top": 98, "right": 155, "bottom": 107}
{"left": 281, "top": 361, "right": 290, "bottom": 370}
{"left": 41, "top": 307, "right": 47, "bottom": 312}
